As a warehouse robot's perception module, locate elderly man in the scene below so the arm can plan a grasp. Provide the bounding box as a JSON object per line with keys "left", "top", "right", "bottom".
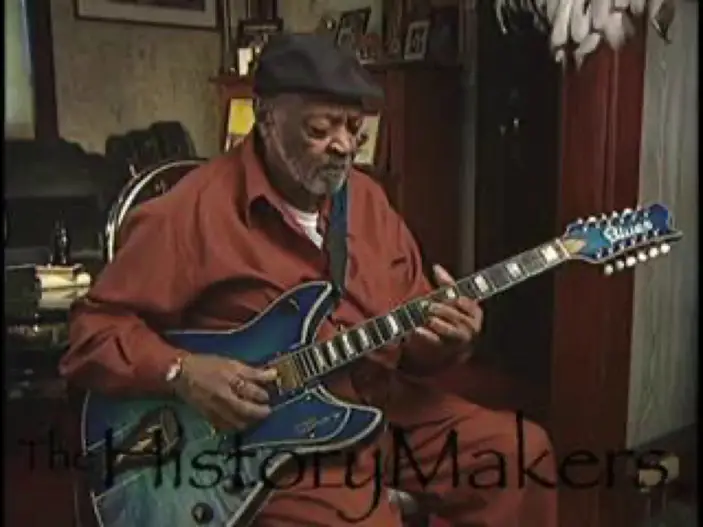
{"left": 61, "top": 34, "right": 557, "bottom": 526}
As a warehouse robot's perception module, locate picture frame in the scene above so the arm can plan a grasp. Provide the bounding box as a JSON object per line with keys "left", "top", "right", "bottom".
{"left": 223, "top": 97, "right": 255, "bottom": 152}
{"left": 73, "top": 0, "right": 220, "bottom": 30}
{"left": 335, "top": 8, "right": 371, "bottom": 49}
{"left": 354, "top": 114, "right": 381, "bottom": 168}
{"left": 403, "top": 19, "right": 431, "bottom": 61}
{"left": 427, "top": 6, "right": 459, "bottom": 65}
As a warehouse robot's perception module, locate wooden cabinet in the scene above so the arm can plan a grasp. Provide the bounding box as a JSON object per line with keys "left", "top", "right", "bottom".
{"left": 211, "top": 63, "right": 465, "bottom": 274}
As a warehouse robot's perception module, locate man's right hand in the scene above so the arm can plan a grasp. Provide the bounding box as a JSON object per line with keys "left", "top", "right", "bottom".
{"left": 171, "top": 354, "right": 278, "bottom": 431}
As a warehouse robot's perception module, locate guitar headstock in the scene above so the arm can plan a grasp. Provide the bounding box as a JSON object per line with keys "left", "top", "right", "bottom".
{"left": 560, "top": 203, "right": 683, "bottom": 275}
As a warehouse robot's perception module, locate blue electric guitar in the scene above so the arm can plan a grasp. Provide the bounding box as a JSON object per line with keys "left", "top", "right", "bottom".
{"left": 80, "top": 203, "right": 681, "bottom": 527}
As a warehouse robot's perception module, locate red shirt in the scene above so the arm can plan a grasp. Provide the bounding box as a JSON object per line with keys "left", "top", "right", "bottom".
{"left": 60, "top": 134, "right": 433, "bottom": 401}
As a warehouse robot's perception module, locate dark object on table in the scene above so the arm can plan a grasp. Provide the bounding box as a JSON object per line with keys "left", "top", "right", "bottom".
{"left": 4, "top": 137, "right": 120, "bottom": 265}
{"left": 51, "top": 219, "right": 71, "bottom": 265}
{"left": 104, "top": 121, "right": 198, "bottom": 180}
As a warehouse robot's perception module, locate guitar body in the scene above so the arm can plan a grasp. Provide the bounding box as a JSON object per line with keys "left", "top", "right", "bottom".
{"left": 81, "top": 282, "right": 385, "bottom": 527}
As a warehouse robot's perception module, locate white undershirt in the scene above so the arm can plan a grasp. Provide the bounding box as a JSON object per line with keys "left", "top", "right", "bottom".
{"left": 285, "top": 205, "right": 324, "bottom": 248}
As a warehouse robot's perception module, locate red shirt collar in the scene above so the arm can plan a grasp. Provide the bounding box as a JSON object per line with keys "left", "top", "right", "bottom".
{"left": 237, "top": 132, "right": 350, "bottom": 236}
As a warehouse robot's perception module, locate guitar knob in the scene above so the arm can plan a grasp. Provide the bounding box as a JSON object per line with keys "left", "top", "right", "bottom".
{"left": 626, "top": 256, "right": 637, "bottom": 267}
{"left": 604, "top": 264, "right": 614, "bottom": 276}
{"left": 648, "top": 247, "right": 659, "bottom": 258}
{"left": 637, "top": 252, "right": 648, "bottom": 262}
{"left": 660, "top": 243, "right": 670, "bottom": 254}
{"left": 191, "top": 503, "right": 214, "bottom": 524}
{"left": 615, "top": 260, "right": 625, "bottom": 271}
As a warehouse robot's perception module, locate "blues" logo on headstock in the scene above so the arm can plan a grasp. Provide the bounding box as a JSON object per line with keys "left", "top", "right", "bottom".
{"left": 560, "top": 203, "right": 683, "bottom": 275}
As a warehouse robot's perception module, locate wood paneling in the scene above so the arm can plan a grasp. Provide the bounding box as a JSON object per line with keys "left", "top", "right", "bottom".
{"left": 550, "top": 21, "right": 648, "bottom": 527}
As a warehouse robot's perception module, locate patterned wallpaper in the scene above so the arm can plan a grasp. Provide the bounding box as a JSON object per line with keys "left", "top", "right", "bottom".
{"left": 626, "top": 2, "right": 698, "bottom": 448}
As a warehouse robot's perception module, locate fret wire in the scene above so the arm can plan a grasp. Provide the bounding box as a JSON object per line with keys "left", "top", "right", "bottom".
{"left": 322, "top": 341, "right": 338, "bottom": 365}
{"left": 395, "top": 306, "right": 416, "bottom": 331}
{"left": 340, "top": 333, "right": 356, "bottom": 359}
{"left": 281, "top": 241, "right": 573, "bottom": 392}
{"left": 486, "top": 265, "right": 510, "bottom": 289}
{"left": 458, "top": 278, "right": 479, "bottom": 300}
{"left": 290, "top": 355, "right": 307, "bottom": 382}
{"left": 310, "top": 345, "right": 327, "bottom": 372}
{"left": 406, "top": 300, "right": 427, "bottom": 326}
{"left": 300, "top": 350, "right": 315, "bottom": 378}
{"left": 369, "top": 318, "right": 386, "bottom": 345}
{"left": 521, "top": 250, "right": 540, "bottom": 274}
{"left": 330, "top": 335, "right": 347, "bottom": 361}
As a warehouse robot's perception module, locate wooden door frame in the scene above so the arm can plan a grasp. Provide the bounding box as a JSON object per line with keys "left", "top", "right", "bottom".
{"left": 25, "top": 0, "right": 59, "bottom": 140}
{"left": 550, "top": 22, "right": 648, "bottom": 527}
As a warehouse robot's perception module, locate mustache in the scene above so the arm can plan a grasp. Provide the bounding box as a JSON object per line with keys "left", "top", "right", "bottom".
{"left": 321, "top": 157, "right": 354, "bottom": 172}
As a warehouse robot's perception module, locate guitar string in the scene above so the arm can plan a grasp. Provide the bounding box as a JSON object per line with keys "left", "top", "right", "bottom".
{"left": 268, "top": 241, "right": 568, "bottom": 392}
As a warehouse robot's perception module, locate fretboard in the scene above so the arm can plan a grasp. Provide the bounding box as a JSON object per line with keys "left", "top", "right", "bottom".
{"left": 276, "top": 239, "right": 569, "bottom": 393}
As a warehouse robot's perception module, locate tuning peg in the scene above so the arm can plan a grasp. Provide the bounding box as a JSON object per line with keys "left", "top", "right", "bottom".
{"left": 600, "top": 213, "right": 608, "bottom": 221}
{"left": 626, "top": 256, "right": 637, "bottom": 267}
{"left": 660, "top": 243, "right": 670, "bottom": 254}
{"left": 622, "top": 208, "right": 633, "bottom": 215}
{"left": 638, "top": 251, "right": 648, "bottom": 262}
{"left": 586, "top": 216, "right": 597, "bottom": 223}
{"left": 611, "top": 211, "right": 620, "bottom": 218}
{"left": 575, "top": 218, "right": 584, "bottom": 224}
{"left": 615, "top": 260, "right": 625, "bottom": 271}
{"left": 648, "top": 247, "right": 660, "bottom": 258}
{"left": 604, "top": 264, "right": 614, "bottom": 276}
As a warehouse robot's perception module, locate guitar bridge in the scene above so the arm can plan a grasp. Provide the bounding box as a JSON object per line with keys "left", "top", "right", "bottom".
{"left": 273, "top": 358, "right": 303, "bottom": 392}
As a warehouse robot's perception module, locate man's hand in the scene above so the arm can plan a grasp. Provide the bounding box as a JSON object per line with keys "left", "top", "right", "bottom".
{"left": 414, "top": 264, "right": 483, "bottom": 348}
{"left": 172, "top": 355, "right": 278, "bottom": 431}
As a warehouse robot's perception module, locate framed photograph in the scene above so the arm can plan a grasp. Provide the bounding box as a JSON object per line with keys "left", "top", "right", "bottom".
{"left": 403, "top": 19, "right": 431, "bottom": 61}
{"left": 428, "top": 6, "right": 459, "bottom": 64}
{"left": 74, "top": 0, "right": 219, "bottom": 30}
{"left": 223, "top": 97, "right": 255, "bottom": 151}
{"left": 354, "top": 114, "right": 381, "bottom": 168}
{"left": 236, "top": 18, "right": 284, "bottom": 49}
{"left": 336, "top": 8, "right": 371, "bottom": 48}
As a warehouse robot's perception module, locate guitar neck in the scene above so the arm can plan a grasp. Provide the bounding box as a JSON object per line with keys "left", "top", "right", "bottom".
{"left": 278, "top": 238, "right": 571, "bottom": 390}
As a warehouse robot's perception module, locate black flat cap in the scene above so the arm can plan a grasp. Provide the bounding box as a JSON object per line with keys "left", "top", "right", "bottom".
{"left": 253, "top": 33, "right": 384, "bottom": 104}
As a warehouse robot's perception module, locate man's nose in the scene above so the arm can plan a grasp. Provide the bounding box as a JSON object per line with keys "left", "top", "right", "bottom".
{"left": 328, "top": 131, "right": 355, "bottom": 157}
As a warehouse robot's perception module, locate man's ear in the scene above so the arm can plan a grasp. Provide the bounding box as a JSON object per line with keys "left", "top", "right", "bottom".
{"left": 253, "top": 97, "right": 274, "bottom": 126}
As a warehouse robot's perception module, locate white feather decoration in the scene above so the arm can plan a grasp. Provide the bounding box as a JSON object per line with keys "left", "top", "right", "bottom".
{"left": 629, "top": 0, "right": 647, "bottom": 16}
{"left": 550, "top": 0, "right": 575, "bottom": 50}
{"left": 602, "top": 11, "right": 628, "bottom": 48}
{"left": 492, "top": 0, "right": 676, "bottom": 66}
{"left": 570, "top": 0, "right": 592, "bottom": 44}
{"left": 592, "top": 0, "right": 613, "bottom": 30}
{"left": 574, "top": 32, "right": 603, "bottom": 68}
